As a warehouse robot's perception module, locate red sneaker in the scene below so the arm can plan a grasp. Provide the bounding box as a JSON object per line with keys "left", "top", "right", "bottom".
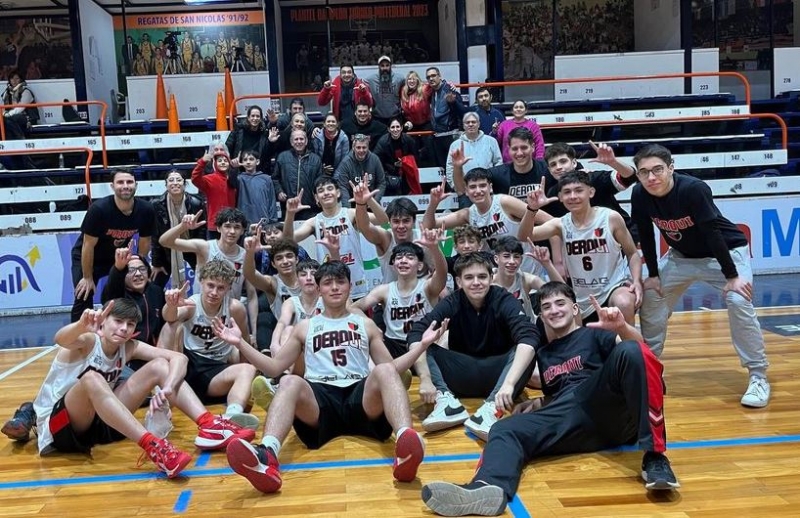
{"left": 195, "top": 416, "right": 256, "bottom": 451}
{"left": 145, "top": 437, "right": 192, "bottom": 478}
{"left": 226, "top": 439, "right": 283, "bottom": 493}
{"left": 393, "top": 428, "right": 425, "bottom": 482}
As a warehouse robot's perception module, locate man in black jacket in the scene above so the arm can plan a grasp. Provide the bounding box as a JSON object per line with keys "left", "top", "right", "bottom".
{"left": 421, "top": 282, "right": 679, "bottom": 517}
{"left": 407, "top": 253, "right": 539, "bottom": 434}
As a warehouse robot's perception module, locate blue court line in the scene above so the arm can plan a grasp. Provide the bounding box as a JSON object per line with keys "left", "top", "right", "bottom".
{"left": 173, "top": 489, "right": 192, "bottom": 513}
{"left": 194, "top": 452, "right": 210, "bottom": 468}
{"left": 508, "top": 494, "right": 532, "bottom": 518}
{"left": 2, "top": 433, "right": 799, "bottom": 491}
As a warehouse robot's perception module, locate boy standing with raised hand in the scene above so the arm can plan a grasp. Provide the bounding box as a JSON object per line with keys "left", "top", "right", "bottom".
{"left": 519, "top": 173, "right": 642, "bottom": 326}
{"left": 191, "top": 148, "right": 236, "bottom": 240}
{"left": 217, "top": 261, "right": 446, "bottom": 493}
{"left": 32, "top": 298, "right": 253, "bottom": 479}
{"left": 162, "top": 259, "right": 259, "bottom": 432}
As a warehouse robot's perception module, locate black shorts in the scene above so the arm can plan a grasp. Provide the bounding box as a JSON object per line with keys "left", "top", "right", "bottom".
{"left": 184, "top": 349, "right": 229, "bottom": 403}
{"left": 293, "top": 379, "right": 393, "bottom": 450}
{"left": 47, "top": 395, "right": 125, "bottom": 454}
{"left": 581, "top": 281, "right": 631, "bottom": 324}
{"left": 383, "top": 336, "right": 408, "bottom": 359}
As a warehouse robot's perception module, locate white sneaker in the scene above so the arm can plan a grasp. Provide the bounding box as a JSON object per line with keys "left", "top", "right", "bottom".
{"left": 422, "top": 391, "right": 469, "bottom": 432}
{"left": 464, "top": 401, "right": 502, "bottom": 441}
{"left": 740, "top": 375, "right": 770, "bottom": 408}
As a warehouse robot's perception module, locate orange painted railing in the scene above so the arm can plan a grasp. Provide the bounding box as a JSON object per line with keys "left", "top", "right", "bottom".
{"left": 0, "top": 146, "right": 95, "bottom": 201}
{"left": 0, "top": 100, "right": 108, "bottom": 168}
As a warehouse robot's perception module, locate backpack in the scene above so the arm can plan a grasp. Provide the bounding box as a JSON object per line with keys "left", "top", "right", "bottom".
{"left": 23, "top": 87, "right": 40, "bottom": 125}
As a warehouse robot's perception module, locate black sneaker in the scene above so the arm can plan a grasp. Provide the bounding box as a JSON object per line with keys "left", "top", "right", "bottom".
{"left": 641, "top": 451, "right": 680, "bottom": 490}
{"left": 2, "top": 402, "right": 37, "bottom": 442}
{"left": 421, "top": 480, "right": 507, "bottom": 516}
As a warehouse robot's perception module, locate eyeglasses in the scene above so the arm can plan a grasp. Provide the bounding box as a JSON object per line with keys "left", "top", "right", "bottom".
{"left": 636, "top": 165, "right": 669, "bottom": 179}
{"left": 127, "top": 266, "right": 148, "bottom": 275}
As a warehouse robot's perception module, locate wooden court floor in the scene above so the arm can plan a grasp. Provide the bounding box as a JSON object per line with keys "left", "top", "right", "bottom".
{"left": 1, "top": 308, "right": 799, "bottom": 518}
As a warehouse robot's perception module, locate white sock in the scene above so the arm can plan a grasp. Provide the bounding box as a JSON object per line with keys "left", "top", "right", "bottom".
{"left": 261, "top": 435, "right": 282, "bottom": 456}
{"left": 395, "top": 426, "right": 410, "bottom": 440}
{"left": 224, "top": 403, "right": 244, "bottom": 416}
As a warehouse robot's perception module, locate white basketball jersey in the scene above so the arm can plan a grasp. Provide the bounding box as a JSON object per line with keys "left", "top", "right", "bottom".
{"left": 34, "top": 334, "right": 126, "bottom": 453}
{"left": 377, "top": 229, "right": 422, "bottom": 283}
{"left": 193, "top": 240, "right": 247, "bottom": 299}
{"left": 303, "top": 313, "right": 371, "bottom": 387}
{"left": 469, "top": 195, "right": 545, "bottom": 278}
{"left": 289, "top": 295, "right": 325, "bottom": 325}
{"left": 182, "top": 293, "right": 233, "bottom": 361}
{"left": 314, "top": 208, "right": 368, "bottom": 299}
{"left": 561, "top": 207, "right": 630, "bottom": 318}
{"left": 384, "top": 279, "right": 435, "bottom": 340}
{"left": 269, "top": 276, "right": 302, "bottom": 319}
{"left": 495, "top": 272, "right": 535, "bottom": 320}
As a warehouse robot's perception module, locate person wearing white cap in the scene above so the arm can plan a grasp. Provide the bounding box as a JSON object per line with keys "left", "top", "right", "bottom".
{"left": 367, "top": 55, "right": 405, "bottom": 127}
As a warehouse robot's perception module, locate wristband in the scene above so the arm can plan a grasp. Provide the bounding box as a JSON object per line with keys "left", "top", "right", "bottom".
{"left": 526, "top": 206, "right": 538, "bottom": 213}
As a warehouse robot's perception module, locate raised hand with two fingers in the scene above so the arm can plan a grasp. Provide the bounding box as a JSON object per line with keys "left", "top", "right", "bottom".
{"left": 525, "top": 176, "right": 558, "bottom": 210}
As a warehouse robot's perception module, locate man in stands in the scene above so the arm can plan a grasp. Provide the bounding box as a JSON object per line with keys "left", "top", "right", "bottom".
{"left": 446, "top": 112, "right": 503, "bottom": 208}
{"left": 421, "top": 282, "right": 678, "bottom": 517}
{"left": 367, "top": 55, "right": 404, "bottom": 126}
{"left": 334, "top": 134, "right": 387, "bottom": 204}
{"left": 470, "top": 87, "right": 505, "bottom": 139}
{"left": 317, "top": 64, "right": 373, "bottom": 122}
{"left": 273, "top": 129, "right": 323, "bottom": 220}
{"left": 632, "top": 144, "right": 770, "bottom": 408}
{"left": 340, "top": 102, "right": 388, "bottom": 150}
{"left": 219, "top": 261, "right": 442, "bottom": 493}
{"left": 70, "top": 169, "right": 156, "bottom": 323}
{"left": 426, "top": 66, "right": 468, "bottom": 167}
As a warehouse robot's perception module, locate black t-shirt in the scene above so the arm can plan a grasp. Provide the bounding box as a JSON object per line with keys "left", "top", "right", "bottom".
{"left": 536, "top": 326, "right": 618, "bottom": 399}
{"left": 489, "top": 160, "right": 549, "bottom": 201}
{"left": 544, "top": 168, "right": 637, "bottom": 240}
{"left": 631, "top": 173, "right": 747, "bottom": 278}
{"left": 72, "top": 195, "right": 156, "bottom": 268}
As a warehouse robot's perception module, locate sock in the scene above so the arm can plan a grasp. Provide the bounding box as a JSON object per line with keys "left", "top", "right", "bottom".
{"left": 224, "top": 403, "right": 244, "bottom": 416}
{"left": 138, "top": 432, "right": 158, "bottom": 449}
{"left": 260, "top": 435, "right": 282, "bottom": 456}
{"left": 196, "top": 411, "right": 215, "bottom": 428}
{"left": 395, "top": 426, "right": 410, "bottom": 440}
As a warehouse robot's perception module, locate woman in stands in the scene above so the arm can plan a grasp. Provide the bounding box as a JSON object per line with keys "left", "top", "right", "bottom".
{"left": 310, "top": 113, "right": 350, "bottom": 177}
{"left": 400, "top": 71, "right": 433, "bottom": 165}
{"left": 495, "top": 100, "right": 545, "bottom": 163}
{"left": 374, "top": 118, "right": 418, "bottom": 196}
{"left": 226, "top": 105, "right": 270, "bottom": 173}
{"left": 151, "top": 169, "right": 205, "bottom": 288}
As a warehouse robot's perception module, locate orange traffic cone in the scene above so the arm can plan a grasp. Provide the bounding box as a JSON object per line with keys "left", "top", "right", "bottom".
{"left": 155, "top": 73, "right": 168, "bottom": 119}
{"left": 224, "top": 67, "right": 236, "bottom": 129}
{"left": 168, "top": 94, "right": 180, "bottom": 133}
{"left": 215, "top": 91, "right": 227, "bottom": 131}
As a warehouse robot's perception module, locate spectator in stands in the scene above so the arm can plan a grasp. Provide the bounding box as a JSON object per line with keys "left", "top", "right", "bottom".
{"left": 317, "top": 64, "right": 372, "bottom": 122}
{"left": 69, "top": 170, "right": 156, "bottom": 323}
{"left": 191, "top": 148, "right": 236, "bottom": 240}
{"left": 426, "top": 66, "right": 467, "bottom": 168}
{"left": 446, "top": 112, "right": 503, "bottom": 207}
{"left": 470, "top": 87, "right": 505, "bottom": 138}
{"left": 340, "top": 102, "right": 388, "bottom": 150}
{"left": 400, "top": 70, "right": 434, "bottom": 165}
{"left": 2, "top": 68, "right": 38, "bottom": 157}
{"left": 226, "top": 105, "right": 270, "bottom": 173}
{"left": 374, "top": 118, "right": 418, "bottom": 196}
{"left": 484, "top": 127, "right": 549, "bottom": 201}
{"left": 229, "top": 150, "right": 278, "bottom": 226}
{"left": 543, "top": 142, "right": 638, "bottom": 242}
{"left": 151, "top": 169, "right": 205, "bottom": 288}
{"left": 273, "top": 129, "right": 323, "bottom": 221}
{"left": 267, "top": 112, "right": 313, "bottom": 157}
{"left": 496, "top": 100, "right": 545, "bottom": 162}
{"left": 334, "top": 134, "right": 387, "bottom": 205}
{"left": 310, "top": 113, "right": 350, "bottom": 176}
{"left": 266, "top": 97, "right": 315, "bottom": 135}
{"left": 367, "top": 55, "right": 404, "bottom": 126}
{"left": 632, "top": 144, "right": 771, "bottom": 409}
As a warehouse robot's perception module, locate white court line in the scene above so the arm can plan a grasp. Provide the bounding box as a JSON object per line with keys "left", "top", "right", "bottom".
{"left": 0, "top": 346, "right": 57, "bottom": 382}
{"left": 0, "top": 346, "right": 51, "bottom": 353}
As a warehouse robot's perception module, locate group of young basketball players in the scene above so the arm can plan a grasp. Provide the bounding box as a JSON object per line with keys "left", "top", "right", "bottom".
{"left": 2, "top": 137, "right": 771, "bottom": 516}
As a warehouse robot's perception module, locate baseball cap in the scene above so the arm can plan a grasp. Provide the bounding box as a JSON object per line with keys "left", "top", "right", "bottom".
{"left": 378, "top": 55, "right": 392, "bottom": 64}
